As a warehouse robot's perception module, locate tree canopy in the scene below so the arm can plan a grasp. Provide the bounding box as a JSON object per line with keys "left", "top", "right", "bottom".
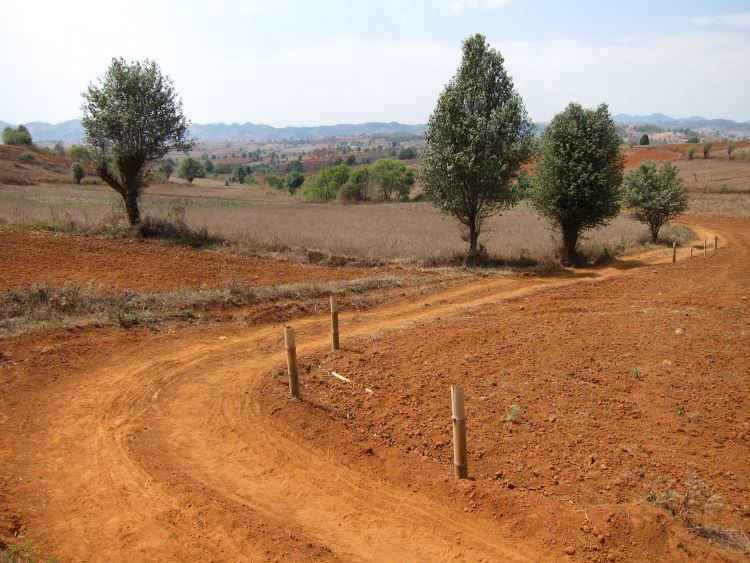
{"left": 622, "top": 160, "right": 688, "bottom": 242}
{"left": 177, "top": 156, "right": 205, "bottom": 184}
{"left": 528, "top": 102, "right": 624, "bottom": 265}
{"left": 2, "top": 125, "right": 32, "bottom": 146}
{"left": 81, "top": 58, "right": 193, "bottom": 224}
{"left": 420, "top": 33, "right": 533, "bottom": 261}
{"left": 369, "top": 158, "right": 415, "bottom": 200}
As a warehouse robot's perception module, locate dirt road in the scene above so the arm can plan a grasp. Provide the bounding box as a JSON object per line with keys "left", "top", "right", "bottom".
{"left": 1, "top": 218, "right": 746, "bottom": 561}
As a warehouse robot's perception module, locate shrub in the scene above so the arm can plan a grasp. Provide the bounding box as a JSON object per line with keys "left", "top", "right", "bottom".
{"left": 265, "top": 173, "right": 284, "bottom": 190}
{"left": 727, "top": 141, "right": 736, "bottom": 158}
{"left": 301, "top": 164, "right": 351, "bottom": 200}
{"left": 639, "top": 134, "right": 650, "bottom": 146}
{"left": 686, "top": 146, "right": 696, "bottom": 160}
{"left": 20, "top": 150, "right": 35, "bottom": 161}
{"left": 71, "top": 162, "right": 85, "bottom": 184}
{"left": 285, "top": 171, "right": 304, "bottom": 194}
{"left": 2, "top": 125, "right": 33, "bottom": 146}
{"left": 702, "top": 141, "right": 713, "bottom": 159}
{"left": 177, "top": 156, "right": 205, "bottom": 184}
{"left": 68, "top": 144, "right": 91, "bottom": 163}
{"left": 370, "top": 158, "right": 415, "bottom": 201}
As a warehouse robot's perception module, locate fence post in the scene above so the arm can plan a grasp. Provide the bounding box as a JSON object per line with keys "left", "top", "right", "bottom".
{"left": 704, "top": 239, "right": 708, "bottom": 257}
{"left": 715, "top": 236, "right": 718, "bottom": 252}
{"left": 330, "top": 295, "right": 340, "bottom": 351}
{"left": 672, "top": 241, "right": 677, "bottom": 263}
{"left": 284, "top": 326, "right": 300, "bottom": 399}
{"left": 451, "top": 385, "right": 468, "bottom": 479}
{"left": 690, "top": 245, "right": 693, "bottom": 259}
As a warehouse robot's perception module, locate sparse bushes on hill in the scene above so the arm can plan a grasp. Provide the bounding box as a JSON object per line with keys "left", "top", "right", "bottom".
{"left": 622, "top": 160, "right": 689, "bottom": 242}
{"left": 528, "top": 102, "right": 624, "bottom": 265}
{"left": 71, "top": 162, "right": 85, "bottom": 184}
{"left": 2, "top": 125, "right": 33, "bottom": 146}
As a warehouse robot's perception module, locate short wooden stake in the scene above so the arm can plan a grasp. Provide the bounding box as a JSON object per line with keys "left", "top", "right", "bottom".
{"left": 451, "top": 384, "right": 468, "bottom": 479}
{"left": 672, "top": 241, "right": 677, "bottom": 263}
{"left": 284, "top": 326, "right": 300, "bottom": 398}
{"left": 714, "top": 235, "right": 718, "bottom": 252}
{"left": 704, "top": 239, "right": 708, "bottom": 257}
{"left": 330, "top": 295, "right": 340, "bottom": 351}
{"left": 690, "top": 245, "right": 693, "bottom": 259}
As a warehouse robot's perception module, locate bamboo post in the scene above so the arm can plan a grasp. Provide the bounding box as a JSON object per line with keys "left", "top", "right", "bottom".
{"left": 690, "top": 245, "right": 694, "bottom": 259}
{"left": 672, "top": 241, "right": 677, "bottom": 263}
{"left": 284, "top": 326, "right": 300, "bottom": 398}
{"left": 451, "top": 385, "right": 468, "bottom": 479}
{"left": 715, "top": 235, "right": 718, "bottom": 252}
{"left": 704, "top": 239, "right": 708, "bottom": 257}
{"left": 330, "top": 295, "right": 339, "bottom": 351}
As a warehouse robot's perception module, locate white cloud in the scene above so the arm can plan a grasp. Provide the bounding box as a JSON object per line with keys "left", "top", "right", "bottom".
{"left": 692, "top": 12, "right": 750, "bottom": 29}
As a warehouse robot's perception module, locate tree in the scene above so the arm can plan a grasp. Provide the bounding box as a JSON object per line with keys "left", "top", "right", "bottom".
{"left": 70, "top": 162, "right": 85, "bottom": 184}
{"left": 204, "top": 159, "right": 214, "bottom": 173}
{"left": 2, "top": 125, "right": 32, "bottom": 146}
{"left": 686, "top": 146, "right": 696, "bottom": 160}
{"left": 301, "top": 164, "right": 351, "bottom": 200}
{"left": 622, "top": 160, "right": 688, "bottom": 243}
{"left": 53, "top": 141, "right": 66, "bottom": 156}
{"left": 177, "top": 156, "right": 204, "bottom": 184}
{"left": 232, "top": 164, "right": 248, "bottom": 184}
{"left": 370, "top": 158, "right": 415, "bottom": 200}
{"left": 397, "top": 146, "right": 416, "bottom": 160}
{"left": 68, "top": 144, "right": 91, "bottom": 163}
{"left": 285, "top": 171, "right": 304, "bottom": 194}
{"left": 420, "top": 33, "right": 533, "bottom": 261}
{"left": 639, "top": 134, "right": 650, "bottom": 146}
{"left": 286, "top": 160, "right": 303, "bottom": 174}
{"left": 81, "top": 58, "right": 193, "bottom": 225}
{"left": 338, "top": 168, "right": 371, "bottom": 202}
{"left": 158, "top": 160, "right": 174, "bottom": 179}
{"left": 528, "top": 102, "right": 625, "bottom": 265}
{"left": 702, "top": 141, "right": 712, "bottom": 159}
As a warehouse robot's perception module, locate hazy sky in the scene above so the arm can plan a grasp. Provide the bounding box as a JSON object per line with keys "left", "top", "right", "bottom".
{"left": 2, "top": 0, "right": 749, "bottom": 125}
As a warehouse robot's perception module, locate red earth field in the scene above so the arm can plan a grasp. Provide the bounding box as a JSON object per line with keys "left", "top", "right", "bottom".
{"left": 1, "top": 215, "right": 748, "bottom": 561}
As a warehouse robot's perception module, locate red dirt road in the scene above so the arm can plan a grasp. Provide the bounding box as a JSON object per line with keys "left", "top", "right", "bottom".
{"left": 1, "top": 218, "right": 748, "bottom": 561}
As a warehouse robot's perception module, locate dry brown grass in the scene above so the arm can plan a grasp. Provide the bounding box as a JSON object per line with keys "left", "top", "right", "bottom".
{"left": 0, "top": 182, "right": 663, "bottom": 266}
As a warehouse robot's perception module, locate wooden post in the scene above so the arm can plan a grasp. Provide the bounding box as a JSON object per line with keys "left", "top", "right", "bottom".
{"left": 451, "top": 385, "right": 468, "bottom": 479}
{"left": 330, "top": 295, "right": 339, "bottom": 351}
{"left": 704, "top": 239, "right": 708, "bottom": 257}
{"left": 284, "top": 326, "right": 300, "bottom": 398}
{"left": 672, "top": 241, "right": 677, "bottom": 263}
{"left": 714, "top": 235, "right": 718, "bottom": 252}
{"left": 690, "top": 245, "right": 693, "bottom": 259}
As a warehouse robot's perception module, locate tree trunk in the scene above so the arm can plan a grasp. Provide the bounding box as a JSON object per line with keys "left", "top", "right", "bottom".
{"left": 123, "top": 189, "right": 141, "bottom": 226}
{"left": 464, "top": 218, "right": 480, "bottom": 265}
{"left": 650, "top": 224, "right": 659, "bottom": 243}
{"left": 561, "top": 224, "right": 579, "bottom": 266}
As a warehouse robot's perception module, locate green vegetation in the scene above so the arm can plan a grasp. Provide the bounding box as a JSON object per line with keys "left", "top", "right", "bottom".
{"left": 421, "top": 33, "right": 533, "bottom": 262}
{"left": 302, "top": 163, "right": 351, "bottom": 200}
{"left": 301, "top": 158, "right": 414, "bottom": 202}
{"left": 369, "top": 158, "right": 415, "bottom": 200}
{"left": 68, "top": 144, "right": 91, "bottom": 163}
{"left": 639, "top": 134, "right": 650, "bottom": 146}
{"left": 622, "top": 160, "right": 689, "bottom": 242}
{"left": 2, "top": 124, "right": 33, "bottom": 146}
{"left": 285, "top": 171, "right": 304, "bottom": 194}
{"left": 70, "top": 161, "right": 85, "bottom": 184}
{"left": 158, "top": 160, "right": 175, "bottom": 179}
{"left": 264, "top": 173, "right": 284, "bottom": 190}
{"left": 528, "top": 103, "right": 624, "bottom": 265}
{"left": 505, "top": 404, "right": 520, "bottom": 422}
{"left": 177, "top": 156, "right": 205, "bottom": 184}
{"left": 81, "top": 57, "right": 193, "bottom": 225}
{"left": 726, "top": 141, "right": 736, "bottom": 158}
{"left": 702, "top": 141, "right": 713, "bottom": 159}
{"left": 686, "top": 146, "right": 696, "bottom": 160}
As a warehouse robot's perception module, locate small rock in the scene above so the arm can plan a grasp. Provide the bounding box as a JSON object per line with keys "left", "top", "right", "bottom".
{"left": 507, "top": 482, "right": 516, "bottom": 490}
{"left": 563, "top": 546, "right": 576, "bottom": 556}
{"left": 582, "top": 524, "right": 592, "bottom": 534}
{"left": 597, "top": 534, "right": 606, "bottom": 544}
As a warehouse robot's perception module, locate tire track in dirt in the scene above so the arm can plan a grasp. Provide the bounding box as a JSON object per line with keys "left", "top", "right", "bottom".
{"left": 1, "top": 222, "right": 727, "bottom": 561}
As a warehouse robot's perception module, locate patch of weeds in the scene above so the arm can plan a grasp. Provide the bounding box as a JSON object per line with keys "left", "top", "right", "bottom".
{"left": 113, "top": 309, "right": 155, "bottom": 328}
{"left": 632, "top": 366, "right": 642, "bottom": 380}
{"left": 675, "top": 409, "right": 685, "bottom": 418}
{"left": 718, "top": 184, "right": 731, "bottom": 194}
{"left": 646, "top": 474, "right": 750, "bottom": 556}
{"left": 659, "top": 224, "right": 697, "bottom": 247}
{"left": 1, "top": 540, "right": 39, "bottom": 563}
{"left": 505, "top": 404, "right": 520, "bottom": 423}
{"left": 19, "top": 151, "right": 36, "bottom": 161}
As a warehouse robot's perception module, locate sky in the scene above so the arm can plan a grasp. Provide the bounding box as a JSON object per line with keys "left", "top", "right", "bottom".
{"left": 1, "top": 0, "right": 749, "bottom": 126}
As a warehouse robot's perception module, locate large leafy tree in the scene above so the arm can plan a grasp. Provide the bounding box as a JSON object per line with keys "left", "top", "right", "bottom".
{"left": 370, "top": 158, "right": 415, "bottom": 200}
{"left": 2, "top": 125, "right": 32, "bottom": 146}
{"left": 81, "top": 58, "right": 193, "bottom": 225}
{"left": 528, "top": 103, "right": 624, "bottom": 265}
{"left": 421, "top": 33, "right": 533, "bottom": 262}
{"left": 622, "top": 160, "right": 688, "bottom": 242}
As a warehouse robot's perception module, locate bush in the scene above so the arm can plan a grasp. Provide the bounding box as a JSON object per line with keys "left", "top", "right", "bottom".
{"left": 727, "top": 141, "right": 736, "bottom": 158}
{"left": 265, "top": 173, "right": 284, "bottom": 190}
{"left": 20, "top": 150, "right": 35, "bottom": 161}
{"left": 301, "top": 164, "right": 351, "bottom": 200}
{"left": 686, "top": 146, "right": 696, "bottom": 160}
{"left": 2, "top": 125, "right": 33, "bottom": 146}
{"left": 639, "top": 134, "right": 650, "bottom": 146}
{"left": 68, "top": 144, "right": 91, "bottom": 163}
{"left": 71, "top": 162, "right": 85, "bottom": 184}
{"left": 285, "top": 171, "right": 304, "bottom": 194}
{"left": 702, "top": 141, "right": 713, "bottom": 159}
{"left": 177, "top": 156, "right": 205, "bottom": 184}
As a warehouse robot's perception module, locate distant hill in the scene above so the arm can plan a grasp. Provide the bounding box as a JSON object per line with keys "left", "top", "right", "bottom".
{"left": 613, "top": 113, "right": 750, "bottom": 135}
{"left": 0, "top": 119, "right": 425, "bottom": 143}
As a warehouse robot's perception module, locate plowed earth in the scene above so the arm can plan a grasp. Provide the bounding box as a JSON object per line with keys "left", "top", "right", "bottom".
{"left": 1, "top": 217, "right": 748, "bottom": 561}
{"left": 0, "top": 229, "right": 395, "bottom": 292}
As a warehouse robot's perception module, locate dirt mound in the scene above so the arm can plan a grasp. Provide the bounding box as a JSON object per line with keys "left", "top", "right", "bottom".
{"left": 0, "top": 229, "right": 394, "bottom": 292}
